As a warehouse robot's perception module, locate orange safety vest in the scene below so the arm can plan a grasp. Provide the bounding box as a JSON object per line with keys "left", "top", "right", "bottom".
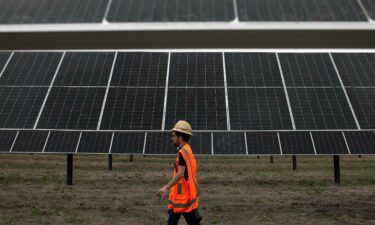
{"left": 168, "top": 144, "right": 200, "bottom": 213}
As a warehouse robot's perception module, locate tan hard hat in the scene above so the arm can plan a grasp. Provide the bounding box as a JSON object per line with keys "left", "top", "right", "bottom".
{"left": 171, "top": 120, "right": 193, "bottom": 136}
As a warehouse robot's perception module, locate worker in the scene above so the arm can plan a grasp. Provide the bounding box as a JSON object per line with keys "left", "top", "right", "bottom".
{"left": 157, "top": 120, "right": 202, "bottom": 225}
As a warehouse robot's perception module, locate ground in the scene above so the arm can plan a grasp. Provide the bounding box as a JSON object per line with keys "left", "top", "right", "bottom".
{"left": 0, "top": 154, "right": 375, "bottom": 225}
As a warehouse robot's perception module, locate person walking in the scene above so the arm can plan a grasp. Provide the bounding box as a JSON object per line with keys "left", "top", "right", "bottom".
{"left": 157, "top": 120, "right": 202, "bottom": 225}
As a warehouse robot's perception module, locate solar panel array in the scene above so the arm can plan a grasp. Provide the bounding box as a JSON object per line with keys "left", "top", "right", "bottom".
{"left": 0, "top": 50, "right": 374, "bottom": 155}
{"left": 0, "top": 0, "right": 374, "bottom": 24}
{"left": 3, "top": 130, "right": 375, "bottom": 155}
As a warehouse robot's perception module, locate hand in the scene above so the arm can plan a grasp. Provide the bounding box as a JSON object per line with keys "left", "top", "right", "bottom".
{"left": 157, "top": 186, "right": 168, "bottom": 199}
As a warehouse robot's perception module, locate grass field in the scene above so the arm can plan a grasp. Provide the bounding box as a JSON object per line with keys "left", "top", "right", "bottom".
{"left": 0, "top": 154, "right": 375, "bottom": 225}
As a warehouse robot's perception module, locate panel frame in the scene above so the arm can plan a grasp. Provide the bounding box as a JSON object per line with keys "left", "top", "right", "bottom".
{"left": 10, "top": 130, "right": 49, "bottom": 153}
{"left": 161, "top": 52, "right": 171, "bottom": 131}
{"left": 0, "top": 51, "right": 14, "bottom": 78}
{"left": 344, "top": 130, "right": 375, "bottom": 155}
{"left": 310, "top": 131, "right": 350, "bottom": 155}
{"left": 329, "top": 52, "right": 361, "bottom": 129}
{"left": 222, "top": 53, "right": 231, "bottom": 130}
{"left": 33, "top": 52, "right": 66, "bottom": 129}
{"left": 276, "top": 53, "right": 296, "bottom": 130}
{"left": 97, "top": 51, "right": 118, "bottom": 130}
{"left": 0, "top": 130, "right": 18, "bottom": 152}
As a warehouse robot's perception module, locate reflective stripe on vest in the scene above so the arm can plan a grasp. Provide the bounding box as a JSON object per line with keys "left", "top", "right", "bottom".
{"left": 168, "top": 197, "right": 198, "bottom": 208}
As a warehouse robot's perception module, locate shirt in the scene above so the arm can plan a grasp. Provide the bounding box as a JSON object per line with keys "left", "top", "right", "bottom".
{"left": 178, "top": 152, "right": 188, "bottom": 181}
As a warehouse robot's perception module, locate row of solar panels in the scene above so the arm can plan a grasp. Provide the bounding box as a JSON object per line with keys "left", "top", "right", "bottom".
{"left": 2, "top": 51, "right": 375, "bottom": 87}
{"left": 1, "top": 130, "right": 374, "bottom": 155}
{"left": 0, "top": 51, "right": 375, "bottom": 131}
{"left": 0, "top": 0, "right": 374, "bottom": 25}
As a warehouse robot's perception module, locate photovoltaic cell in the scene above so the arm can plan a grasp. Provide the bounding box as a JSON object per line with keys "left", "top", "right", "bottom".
{"left": 237, "top": 0, "right": 366, "bottom": 21}
{"left": 37, "top": 87, "right": 106, "bottom": 129}
{"left": 0, "top": 87, "right": 48, "bottom": 128}
{"left": 279, "top": 53, "right": 340, "bottom": 87}
{"left": 279, "top": 132, "right": 315, "bottom": 155}
{"left": 189, "top": 133, "right": 212, "bottom": 155}
{"left": 311, "top": 132, "right": 349, "bottom": 154}
{"left": 44, "top": 131, "right": 80, "bottom": 153}
{"left": 344, "top": 131, "right": 375, "bottom": 154}
{"left": 213, "top": 132, "right": 246, "bottom": 154}
{"left": 110, "top": 52, "right": 168, "bottom": 87}
{"left": 144, "top": 132, "right": 176, "bottom": 154}
{"left": 346, "top": 88, "right": 375, "bottom": 129}
{"left": 332, "top": 53, "right": 375, "bottom": 87}
{"left": 0, "top": 0, "right": 109, "bottom": 24}
{"left": 361, "top": 0, "right": 375, "bottom": 20}
{"left": 228, "top": 88, "right": 293, "bottom": 130}
{"left": 246, "top": 132, "right": 280, "bottom": 155}
{"left": 11, "top": 130, "right": 49, "bottom": 152}
{"left": 225, "top": 53, "right": 283, "bottom": 87}
{"left": 165, "top": 88, "right": 227, "bottom": 130}
{"left": 77, "top": 132, "right": 112, "bottom": 153}
{"left": 0, "top": 130, "right": 18, "bottom": 152}
{"left": 107, "top": 0, "right": 235, "bottom": 22}
{"left": 0, "top": 52, "right": 62, "bottom": 86}
{"left": 287, "top": 88, "right": 357, "bottom": 129}
{"left": 0, "top": 52, "right": 11, "bottom": 72}
{"left": 100, "top": 87, "right": 165, "bottom": 130}
{"left": 111, "top": 132, "right": 145, "bottom": 154}
{"left": 169, "top": 53, "right": 224, "bottom": 87}
{"left": 53, "top": 52, "right": 115, "bottom": 86}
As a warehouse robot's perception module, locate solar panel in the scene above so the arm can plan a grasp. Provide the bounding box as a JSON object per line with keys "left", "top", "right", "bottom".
{"left": 361, "top": 0, "right": 375, "bottom": 20}
{"left": 144, "top": 132, "right": 176, "bottom": 154}
{"left": 279, "top": 132, "right": 315, "bottom": 155}
{"left": 0, "top": 52, "right": 62, "bottom": 86}
{"left": 77, "top": 132, "right": 112, "bottom": 153}
{"left": 110, "top": 52, "right": 168, "bottom": 87}
{"left": 0, "top": 52, "right": 11, "bottom": 72}
{"left": 100, "top": 87, "right": 165, "bottom": 130}
{"left": 279, "top": 53, "right": 341, "bottom": 87}
{"left": 145, "top": 132, "right": 209, "bottom": 155}
{"left": 0, "top": 87, "right": 48, "bottom": 128}
{"left": 37, "top": 87, "right": 106, "bottom": 129}
{"left": 0, "top": 50, "right": 374, "bottom": 156}
{"left": 225, "top": 53, "right": 283, "bottom": 87}
{"left": 0, "top": 0, "right": 109, "bottom": 24}
{"left": 111, "top": 132, "right": 145, "bottom": 154}
{"left": 0, "top": 130, "right": 17, "bottom": 152}
{"left": 107, "top": 0, "right": 235, "bottom": 22}
{"left": 237, "top": 0, "right": 367, "bottom": 21}
{"left": 44, "top": 131, "right": 80, "bottom": 153}
{"left": 189, "top": 132, "right": 212, "bottom": 155}
{"left": 165, "top": 88, "right": 227, "bottom": 130}
{"left": 332, "top": 53, "right": 375, "bottom": 87}
{"left": 213, "top": 132, "right": 246, "bottom": 154}
{"left": 53, "top": 52, "right": 115, "bottom": 86}
{"left": 169, "top": 53, "right": 224, "bottom": 87}
{"left": 287, "top": 88, "right": 357, "bottom": 129}
{"left": 246, "top": 132, "right": 281, "bottom": 155}
{"left": 346, "top": 88, "right": 375, "bottom": 129}
{"left": 11, "top": 130, "right": 49, "bottom": 153}
{"left": 228, "top": 87, "right": 293, "bottom": 130}
{"left": 344, "top": 131, "right": 375, "bottom": 154}
{"left": 311, "top": 132, "right": 349, "bottom": 154}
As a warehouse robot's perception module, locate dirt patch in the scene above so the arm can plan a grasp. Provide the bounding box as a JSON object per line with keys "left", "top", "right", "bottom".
{"left": 0, "top": 155, "right": 374, "bottom": 225}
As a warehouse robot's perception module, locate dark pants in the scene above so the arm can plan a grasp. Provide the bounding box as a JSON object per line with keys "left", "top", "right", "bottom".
{"left": 167, "top": 209, "right": 202, "bottom": 225}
